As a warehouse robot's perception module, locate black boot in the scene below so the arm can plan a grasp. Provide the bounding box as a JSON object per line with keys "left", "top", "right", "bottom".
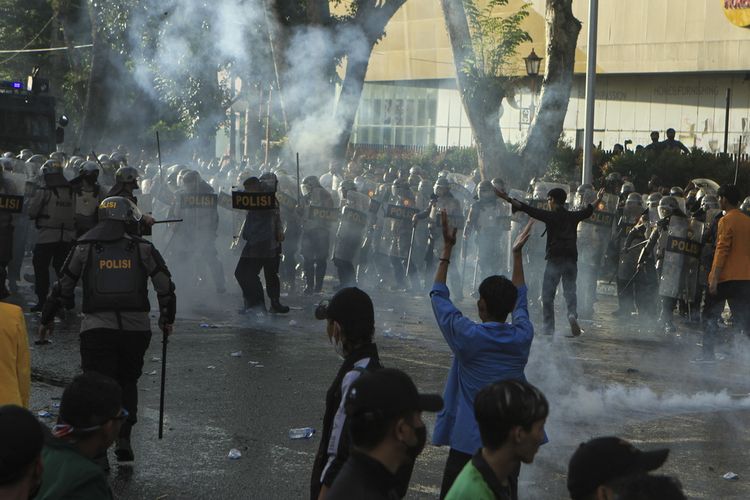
{"left": 270, "top": 300, "right": 290, "bottom": 314}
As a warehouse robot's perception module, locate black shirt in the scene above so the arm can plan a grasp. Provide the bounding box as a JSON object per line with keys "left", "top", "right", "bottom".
{"left": 471, "top": 451, "right": 517, "bottom": 500}
{"left": 515, "top": 202, "right": 594, "bottom": 260}
{"left": 326, "top": 452, "right": 401, "bottom": 500}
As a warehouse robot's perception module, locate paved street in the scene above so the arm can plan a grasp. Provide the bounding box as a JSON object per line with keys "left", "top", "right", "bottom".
{"left": 19, "top": 277, "right": 750, "bottom": 499}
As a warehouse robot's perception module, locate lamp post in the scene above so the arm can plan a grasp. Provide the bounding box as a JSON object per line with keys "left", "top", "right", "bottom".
{"left": 524, "top": 48, "right": 542, "bottom": 123}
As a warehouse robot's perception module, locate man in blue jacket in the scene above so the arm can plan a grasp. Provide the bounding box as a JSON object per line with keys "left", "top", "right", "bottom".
{"left": 429, "top": 197, "right": 537, "bottom": 498}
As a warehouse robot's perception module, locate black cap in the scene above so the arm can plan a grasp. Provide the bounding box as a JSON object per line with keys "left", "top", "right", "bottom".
{"left": 0, "top": 405, "right": 45, "bottom": 485}
{"left": 315, "top": 287, "right": 374, "bottom": 328}
{"left": 567, "top": 437, "right": 669, "bottom": 499}
{"left": 345, "top": 368, "right": 443, "bottom": 418}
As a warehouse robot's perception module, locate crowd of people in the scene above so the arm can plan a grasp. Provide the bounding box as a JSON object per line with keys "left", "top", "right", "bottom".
{"left": 1, "top": 140, "right": 749, "bottom": 499}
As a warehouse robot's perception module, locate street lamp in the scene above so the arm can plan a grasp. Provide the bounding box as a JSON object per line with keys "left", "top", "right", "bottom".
{"left": 523, "top": 48, "right": 543, "bottom": 123}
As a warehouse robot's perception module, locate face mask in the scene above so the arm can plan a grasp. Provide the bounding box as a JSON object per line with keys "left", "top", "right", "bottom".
{"left": 405, "top": 425, "right": 427, "bottom": 461}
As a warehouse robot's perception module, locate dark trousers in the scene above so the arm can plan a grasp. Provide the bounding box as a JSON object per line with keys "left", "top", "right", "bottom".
{"left": 80, "top": 329, "right": 151, "bottom": 439}
{"left": 542, "top": 256, "right": 578, "bottom": 332}
{"left": 303, "top": 258, "right": 327, "bottom": 292}
{"left": 235, "top": 255, "right": 281, "bottom": 308}
{"left": 439, "top": 449, "right": 472, "bottom": 499}
{"left": 32, "top": 241, "right": 72, "bottom": 303}
{"left": 333, "top": 258, "right": 356, "bottom": 288}
{"left": 703, "top": 280, "right": 750, "bottom": 354}
{"left": 280, "top": 236, "right": 299, "bottom": 288}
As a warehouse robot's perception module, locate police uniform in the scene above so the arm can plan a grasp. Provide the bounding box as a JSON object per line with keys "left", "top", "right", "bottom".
{"left": 300, "top": 178, "right": 334, "bottom": 294}
{"left": 234, "top": 177, "right": 288, "bottom": 313}
{"left": 39, "top": 197, "right": 176, "bottom": 462}
{"left": 332, "top": 184, "right": 370, "bottom": 288}
{"left": 0, "top": 172, "right": 18, "bottom": 297}
{"left": 71, "top": 174, "right": 105, "bottom": 237}
{"left": 27, "top": 169, "right": 76, "bottom": 308}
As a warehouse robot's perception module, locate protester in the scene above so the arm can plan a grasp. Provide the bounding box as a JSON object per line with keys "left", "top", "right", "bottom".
{"left": 429, "top": 201, "right": 536, "bottom": 498}
{"left": 326, "top": 368, "right": 443, "bottom": 500}
{"left": 498, "top": 187, "right": 605, "bottom": 336}
{"left": 0, "top": 405, "right": 45, "bottom": 500}
{"left": 35, "top": 372, "right": 121, "bottom": 499}
{"left": 608, "top": 474, "right": 686, "bottom": 500}
{"left": 445, "top": 380, "right": 548, "bottom": 500}
{"left": 643, "top": 131, "right": 662, "bottom": 154}
{"left": 310, "top": 287, "right": 382, "bottom": 500}
{"left": 0, "top": 297, "right": 30, "bottom": 407}
{"left": 567, "top": 436, "right": 669, "bottom": 500}
{"left": 702, "top": 184, "right": 750, "bottom": 358}
{"left": 660, "top": 128, "right": 690, "bottom": 154}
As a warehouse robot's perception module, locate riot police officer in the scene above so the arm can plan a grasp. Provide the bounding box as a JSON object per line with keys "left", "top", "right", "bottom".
{"left": 638, "top": 196, "right": 696, "bottom": 334}
{"left": 107, "top": 166, "right": 140, "bottom": 200}
{"left": 234, "top": 176, "right": 289, "bottom": 313}
{"left": 464, "top": 180, "right": 511, "bottom": 283}
{"left": 299, "top": 176, "right": 334, "bottom": 294}
{"left": 381, "top": 178, "right": 417, "bottom": 290}
{"left": 414, "top": 177, "right": 464, "bottom": 298}
{"left": 37, "top": 196, "right": 176, "bottom": 464}
{"left": 27, "top": 160, "right": 75, "bottom": 311}
{"left": 0, "top": 165, "right": 19, "bottom": 298}
{"left": 167, "top": 170, "right": 226, "bottom": 294}
{"left": 332, "top": 179, "right": 370, "bottom": 288}
{"left": 70, "top": 161, "right": 104, "bottom": 237}
{"left": 612, "top": 192, "right": 646, "bottom": 317}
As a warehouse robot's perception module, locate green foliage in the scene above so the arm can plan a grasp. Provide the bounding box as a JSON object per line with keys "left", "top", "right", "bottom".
{"left": 462, "top": 0, "right": 531, "bottom": 79}
{"left": 0, "top": 0, "right": 55, "bottom": 80}
{"left": 608, "top": 150, "right": 750, "bottom": 193}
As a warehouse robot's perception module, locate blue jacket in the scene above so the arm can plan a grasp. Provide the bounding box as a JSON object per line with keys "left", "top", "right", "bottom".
{"left": 430, "top": 282, "right": 534, "bottom": 454}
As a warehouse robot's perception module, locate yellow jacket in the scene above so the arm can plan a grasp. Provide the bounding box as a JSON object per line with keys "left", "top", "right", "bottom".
{"left": 0, "top": 302, "right": 30, "bottom": 407}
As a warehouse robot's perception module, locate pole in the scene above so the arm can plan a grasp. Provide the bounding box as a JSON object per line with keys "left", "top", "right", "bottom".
{"left": 158, "top": 332, "right": 168, "bottom": 439}
{"left": 264, "top": 87, "right": 272, "bottom": 166}
{"left": 735, "top": 135, "right": 742, "bottom": 184}
{"left": 405, "top": 225, "right": 416, "bottom": 276}
{"left": 723, "top": 88, "right": 731, "bottom": 155}
{"left": 582, "top": 0, "right": 599, "bottom": 185}
{"left": 296, "top": 152, "right": 301, "bottom": 204}
{"left": 156, "top": 131, "right": 163, "bottom": 187}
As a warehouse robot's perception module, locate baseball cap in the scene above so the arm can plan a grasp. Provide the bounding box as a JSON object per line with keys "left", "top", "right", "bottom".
{"left": 567, "top": 436, "right": 669, "bottom": 499}
{"left": 315, "top": 287, "right": 374, "bottom": 329}
{"left": 345, "top": 368, "right": 443, "bottom": 419}
{"left": 0, "top": 405, "right": 45, "bottom": 485}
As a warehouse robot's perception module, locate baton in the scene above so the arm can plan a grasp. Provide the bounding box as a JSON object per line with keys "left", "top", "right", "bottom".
{"left": 296, "top": 152, "right": 301, "bottom": 204}
{"left": 405, "top": 224, "right": 416, "bottom": 276}
{"left": 625, "top": 240, "right": 648, "bottom": 252}
{"left": 620, "top": 264, "right": 643, "bottom": 294}
{"left": 152, "top": 219, "right": 183, "bottom": 224}
{"left": 91, "top": 150, "right": 104, "bottom": 170}
{"left": 472, "top": 233, "right": 480, "bottom": 290}
{"left": 158, "top": 330, "right": 168, "bottom": 439}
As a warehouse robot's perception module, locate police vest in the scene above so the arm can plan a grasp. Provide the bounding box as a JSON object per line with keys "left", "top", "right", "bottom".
{"left": 82, "top": 238, "right": 150, "bottom": 313}
{"left": 37, "top": 187, "right": 75, "bottom": 231}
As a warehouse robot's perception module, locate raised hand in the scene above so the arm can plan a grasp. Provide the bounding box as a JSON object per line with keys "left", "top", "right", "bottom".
{"left": 512, "top": 219, "right": 534, "bottom": 253}
{"left": 441, "top": 210, "right": 457, "bottom": 247}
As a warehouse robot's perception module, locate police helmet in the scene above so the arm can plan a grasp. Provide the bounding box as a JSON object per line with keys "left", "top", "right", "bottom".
{"left": 98, "top": 196, "right": 142, "bottom": 223}
{"left": 340, "top": 179, "right": 356, "bottom": 192}
{"left": 577, "top": 183, "right": 594, "bottom": 195}
{"left": 437, "top": 170, "right": 450, "bottom": 180}
{"left": 605, "top": 172, "right": 621, "bottom": 182}
{"left": 98, "top": 154, "right": 110, "bottom": 163}
{"left": 700, "top": 194, "right": 719, "bottom": 211}
{"left": 477, "top": 180, "right": 494, "bottom": 201}
{"left": 79, "top": 161, "right": 100, "bottom": 176}
{"left": 40, "top": 159, "right": 63, "bottom": 176}
{"left": 741, "top": 197, "right": 750, "bottom": 212}
{"left": 180, "top": 169, "right": 201, "bottom": 185}
{"left": 110, "top": 152, "right": 127, "bottom": 165}
{"left": 490, "top": 178, "right": 505, "bottom": 193}
{"left": 658, "top": 196, "right": 678, "bottom": 219}
{"left": 353, "top": 176, "right": 367, "bottom": 193}
{"left": 620, "top": 181, "right": 635, "bottom": 195}
{"left": 0, "top": 158, "right": 12, "bottom": 173}
{"left": 626, "top": 192, "right": 643, "bottom": 206}
{"left": 2, "top": 152, "right": 14, "bottom": 159}
{"left": 49, "top": 151, "right": 66, "bottom": 164}
{"left": 391, "top": 178, "right": 410, "bottom": 197}
{"left": 434, "top": 177, "right": 451, "bottom": 195}
{"left": 27, "top": 154, "right": 46, "bottom": 166}
{"left": 301, "top": 175, "right": 320, "bottom": 196}
{"left": 417, "top": 179, "right": 431, "bottom": 195}
{"left": 115, "top": 166, "right": 139, "bottom": 184}
{"left": 409, "top": 166, "right": 423, "bottom": 177}
{"left": 669, "top": 186, "right": 684, "bottom": 197}
{"left": 259, "top": 172, "right": 277, "bottom": 192}
{"left": 18, "top": 149, "right": 33, "bottom": 161}
{"left": 647, "top": 192, "right": 662, "bottom": 207}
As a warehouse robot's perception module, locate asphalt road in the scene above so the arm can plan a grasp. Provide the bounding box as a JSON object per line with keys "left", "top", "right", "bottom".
{"left": 19, "top": 276, "right": 750, "bottom": 499}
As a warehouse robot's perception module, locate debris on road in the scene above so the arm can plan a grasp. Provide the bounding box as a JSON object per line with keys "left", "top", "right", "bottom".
{"left": 200, "top": 323, "right": 219, "bottom": 329}
{"left": 288, "top": 320, "right": 297, "bottom": 326}
{"left": 288, "top": 427, "right": 315, "bottom": 439}
{"left": 148, "top": 370, "right": 157, "bottom": 376}
{"left": 723, "top": 472, "right": 739, "bottom": 481}
{"left": 207, "top": 365, "right": 216, "bottom": 370}
{"left": 231, "top": 351, "right": 243, "bottom": 357}
{"left": 228, "top": 449, "right": 242, "bottom": 460}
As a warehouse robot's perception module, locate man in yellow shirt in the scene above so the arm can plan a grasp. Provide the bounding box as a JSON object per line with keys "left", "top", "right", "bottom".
{"left": 0, "top": 299, "right": 30, "bottom": 407}
{"left": 703, "top": 184, "right": 750, "bottom": 359}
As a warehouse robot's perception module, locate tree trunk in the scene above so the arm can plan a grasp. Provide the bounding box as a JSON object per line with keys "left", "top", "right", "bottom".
{"left": 329, "top": 0, "right": 406, "bottom": 163}
{"left": 518, "top": 0, "right": 581, "bottom": 184}
{"left": 438, "top": 0, "right": 509, "bottom": 180}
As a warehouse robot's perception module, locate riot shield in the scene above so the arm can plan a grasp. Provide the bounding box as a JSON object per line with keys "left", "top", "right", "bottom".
{"left": 658, "top": 215, "right": 703, "bottom": 299}
{"left": 333, "top": 192, "right": 369, "bottom": 263}
{"left": 382, "top": 199, "right": 419, "bottom": 258}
